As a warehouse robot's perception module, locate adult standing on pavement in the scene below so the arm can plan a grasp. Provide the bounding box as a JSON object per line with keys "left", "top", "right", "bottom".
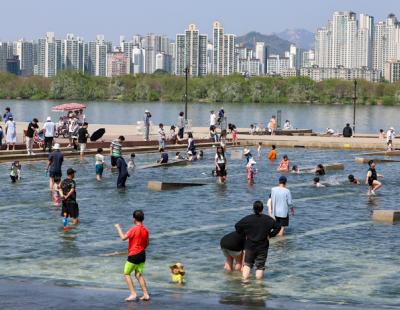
{"left": 110, "top": 135, "right": 125, "bottom": 168}
{"left": 46, "top": 143, "right": 64, "bottom": 191}
{"left": 210, "top": 111, "right": 217, "bottom": 127}
{"left": 269, "top": 176, "right": 294, "bottom": 236}
{"left": 177, "top": 112, "right": 185, "bottom": 140}
{"left": 235, "top": 201, "right": 281, "bottom": 281}
{"left": 5, "top": 116, "right": 16, "bottom": 151}
{"left": 26, "top": 118, "right": 39, "bottom": 155}
{"left": 3, "top": 107, "right": 13, "bottom": 123}
{"left": 143, "top": 110, "right": 152, "bottom": 141}
{"left": 77, "top": 122, "right": 90, "bottom": 159}
{"left": 386, "top": 127, "right": 395, "bottom": 151}
{"left": 42, "top": 116, "right": 56, "bottom": 152}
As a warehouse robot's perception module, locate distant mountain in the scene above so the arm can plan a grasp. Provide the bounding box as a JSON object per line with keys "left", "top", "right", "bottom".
{"left": 236, "top": 32, "right": 293, "bottom": 55}
{"left": 275, "top": 28, "right": 315, "bottom": 50}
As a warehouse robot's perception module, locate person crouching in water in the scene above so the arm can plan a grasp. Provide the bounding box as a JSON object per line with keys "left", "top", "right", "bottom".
{"left": 117, "top": 156, "right": 129, "bottom": 189}
{"left": 220, "top": 231, "right": 244, "bottom": 272}
{"left": 235, "top": 201, "right": 282, "bottom": 281}
{"left": 157, "top": 149, "right": 168, "bottom": 164}
{"left": 169, "top": 263, "right": 185, "bottom": 284}
{"left": 365, "top": 160, "right": 383, "bottom": 196}
{"left": 247, "top": 159, "right": 257, "bottom": 185}
{"left": 215, "top": 146, "right": 227, "bottom": 183}
{"left": 348, "top": 174, "right": 360, "bottom": 185}
{"left": 313, "top": 177, "right": 325, "bottom": 188}
{"left": 10, "top": 161, "right": 21, "bottom": 183}
{"left": 277, "top": 154, "right": 290, "bottom": 172}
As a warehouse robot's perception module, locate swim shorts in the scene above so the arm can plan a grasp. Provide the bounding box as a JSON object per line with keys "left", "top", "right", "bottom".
{"left": 61, "top": 201, "right": 79, "bottom": 219}
{"left": 95, "top": 164, "right": 104, "bottom": 175}
{"left": 79, "top": 143, "right": 86, "bottom": 152}
{"left": 244, "top": 248, "right": 268, "bottom": 270}
{"left": 49, "top": 170, "right": 62, "bottom": 178}
{"left": 275, "top": 216, "right": 289, "bottom": 227}
{"left": 124, "top": 251, "right": 146, "bottom": 275}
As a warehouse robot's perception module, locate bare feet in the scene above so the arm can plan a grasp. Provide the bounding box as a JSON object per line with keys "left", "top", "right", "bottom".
{"left": 125, "top": 294, "right": 137, "bottom": 302}
{"left": 140, "top": 295, "right": 150, "bottom": 301}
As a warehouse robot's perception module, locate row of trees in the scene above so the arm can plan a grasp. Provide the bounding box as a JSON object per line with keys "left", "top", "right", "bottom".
{"left": 1, "top": 70, "right": 400, "bottom": 105}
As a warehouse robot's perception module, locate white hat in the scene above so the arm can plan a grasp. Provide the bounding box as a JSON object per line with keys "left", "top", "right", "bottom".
{"left": 53, "top": 143, "right": 60, "bottom": 150}
{"left": 46, "top": 116, "right": 51, "bottom": 121}
{"left": 187, "top": 151, "right": 193, "bottom": 155}
{"left": 390, "top": 126, "right": 395, "bottom": 131}
{"left": 145, "top": 110, "right": 149, "bottom": 113}
{"left": 243, "top": 148, "right": 250, "bottom": 155}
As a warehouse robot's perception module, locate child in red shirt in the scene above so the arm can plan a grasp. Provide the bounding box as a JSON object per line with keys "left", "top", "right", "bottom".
{"left": 115, "top": 210, "right": 150, "bottom": 302}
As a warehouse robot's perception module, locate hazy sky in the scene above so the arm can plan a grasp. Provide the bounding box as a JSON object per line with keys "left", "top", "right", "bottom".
{"left": 1, "top": 0, "right": 399, "bottom": 42}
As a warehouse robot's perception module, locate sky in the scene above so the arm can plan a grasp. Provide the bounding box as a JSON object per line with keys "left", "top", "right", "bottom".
{"left": 1, "top": 0, "right": 399, "bottom": 42}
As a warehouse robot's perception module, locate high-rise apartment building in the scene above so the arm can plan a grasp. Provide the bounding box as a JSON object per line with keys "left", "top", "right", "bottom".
{"left": 62, "top": 34, "right": 85, "bottom": 72}
{"left": 14, "top": 40, "right": 34, "bottom": 76}
{"left": 106, "top": 52, "right": 130, "bottom": 77}
{"left": 37, "top": 32, "right": 61, "bottom": 77}
{"left": 86, "top": 35, "right": 108, "bottom": 76}
{"left": 212, "top": 21, "right": 237, "bottom": 75}
{"left": 0, "top": 42, "right": 9, "bottom": 72}
{"left": 255, "top": 42, "right": 268, "bottom": 74}
{"left": 175, "top": 24, "right": 207, "bottom": 76}
{"left": 357, "top": 14, "right": 374, "bottom": 68}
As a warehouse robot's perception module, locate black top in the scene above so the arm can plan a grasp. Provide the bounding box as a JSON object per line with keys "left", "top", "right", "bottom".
{"left": 26, "top": 122, "right": 38, "bottom": 138}
{"left": 235, "top": 214, "right": 281, "bottom": 250}
{"left": 368, "top": 168, "right": 377, "bottom": 182}
{"left": 61, "top": 179, "right": 76, "bottom": 203}
{"left": 220, "top": 231, "right": 245, "bottom": 252}
{"left": 160, "top": 153, "right": 168, "bottom": 163}
{"left": 343, "top": 126, "right": 353, "bottom": 137}
{"left": 117, "top": 157, "right": 128, "bottom": 176}
{"left": 78, "top": 128, "right": 89, "bottom": 143}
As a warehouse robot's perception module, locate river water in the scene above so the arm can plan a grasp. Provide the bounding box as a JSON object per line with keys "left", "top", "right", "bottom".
{"left": 1, "top": 99, "right": 400, "bottom": 133}
{"left": 0, "top": 147, "right": 399, "bottom": 307}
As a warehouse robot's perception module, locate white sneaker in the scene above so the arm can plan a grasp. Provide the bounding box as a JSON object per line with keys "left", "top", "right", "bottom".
{"left": 371, "top": 190, "right": 376, "bottom": 196}
{"left": 31, "top": 152, "right": 36, "bottom": 156}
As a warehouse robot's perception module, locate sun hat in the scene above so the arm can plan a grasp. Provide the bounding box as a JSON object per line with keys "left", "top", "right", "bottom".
{"left": 145, "top": 109, "right": 149, "bottom": 113}
{"left": 53, "top": 143, "right": 60, "bottom": 150}
{"left": 46, "top": 116, "right": 51, "bottom": 121}
{"left": 169, "top": 262, "right": 185, "bottom": 275}
{"left": 243, "top": 148, "right": 250, "bottom": 155}
{"left": 390, "top": 126, "right": 395, "bottom": 131}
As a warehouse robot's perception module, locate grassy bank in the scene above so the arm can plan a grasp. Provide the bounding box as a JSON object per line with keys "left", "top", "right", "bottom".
{"left": 0, "top": 70, "right": 400, "bottom": 105}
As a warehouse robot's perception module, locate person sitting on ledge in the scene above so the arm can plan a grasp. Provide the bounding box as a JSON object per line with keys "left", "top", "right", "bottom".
{"left": 343, "top": 123, "right": 353, "bottom": 138}
{"left": 157, "top": 149, "right": 168, "bottom": 164}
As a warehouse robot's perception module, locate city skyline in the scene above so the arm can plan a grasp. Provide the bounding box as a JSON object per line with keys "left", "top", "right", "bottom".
{"left": 1, "top": 0, "right": 400, "bottom": 42}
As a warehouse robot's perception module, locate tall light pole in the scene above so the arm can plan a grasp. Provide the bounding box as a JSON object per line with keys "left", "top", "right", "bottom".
{"left": 184, "top": 67, "right": 189, "bottom": 121}
{"left": 353, "top": 80, "right": 357, "bottom": 135}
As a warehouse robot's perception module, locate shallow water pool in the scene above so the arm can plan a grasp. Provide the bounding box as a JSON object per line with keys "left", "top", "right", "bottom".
{"left": 0, "top": 147, "right": 399, "bottom": 307}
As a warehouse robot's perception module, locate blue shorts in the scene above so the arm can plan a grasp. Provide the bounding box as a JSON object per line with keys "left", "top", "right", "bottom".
{"left": 95, "top": 164, "right": 104, "bottom": 176}
{"left": 49, "top": 170, "right": 62, "bottom": 178}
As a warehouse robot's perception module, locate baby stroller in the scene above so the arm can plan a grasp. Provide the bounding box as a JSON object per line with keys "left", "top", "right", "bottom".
{"left": 33, "top": 131, "right": 45, "bottom": 149}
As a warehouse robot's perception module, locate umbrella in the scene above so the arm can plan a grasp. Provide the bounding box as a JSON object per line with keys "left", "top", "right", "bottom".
{"left": 52, "top": 103, "right": 86, "bottom": 112}
{"left": 90, "top": 128, "right": 106, "bottom": 142}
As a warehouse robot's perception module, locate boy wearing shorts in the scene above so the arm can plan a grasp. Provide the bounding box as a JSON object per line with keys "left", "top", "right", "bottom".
{"left": 114, "top": 210, "right": 150, "bottom": 302}
{"left": 60, "top": 168, "right": 79, "bottom": 228}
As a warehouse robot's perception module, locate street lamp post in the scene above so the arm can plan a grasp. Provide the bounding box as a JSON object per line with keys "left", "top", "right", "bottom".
{"left": 184, "top": 67, "right": 189, "bottom": 121}
{"left": 353, "top": 80, "right": 357, "bottom": 135}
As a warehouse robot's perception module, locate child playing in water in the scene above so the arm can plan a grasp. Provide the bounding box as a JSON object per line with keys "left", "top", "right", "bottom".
{"left": 158, "top": 123, "right": 166, "bottom": 150}
{"left": 291, "top": 165, "right": 299, "bottom": 174}
{"left": 257, "top": 142, "right": 262, "bottom": 159}
{"left": 53, "top": 176, "right": 61, "bottom": 206}
{"left": 128, "top": 153, "right": 136, "bottom": 169}
{"left": 10, "top": 161, "right": 21, "bottom": 183}
{"left": 170, "top": 262, "right": 185, "bottom": 284}
{"left": 246, "top": 159, "right": 257, "bottom": 184}
{"left": 157, "top": 149, "right": 168, "bottom": 164}
{"left": 313, "top": 177, "right": 325, "bottom": 187}
{"left": 268, "top": 145, "right": 277, "bottom": 161}
{"left": 175, "top": 152, "right": 184, "bottom": 160}
{"left": 197, "top": 150, "right": 204, "bottom": 160}
{"left": 277, "top": 155, "right": 290, "bottom": 172}
{"left": 348, "top": 174, "right": 360, "bottom": 185}
{"left": 95, "top": 148, "right": 105, "bottom": 181}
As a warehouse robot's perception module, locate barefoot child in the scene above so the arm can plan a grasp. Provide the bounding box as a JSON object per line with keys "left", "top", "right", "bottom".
{"left": 268, "top": 145, "right": 277, "bottom": 161}
{"left": 257, "top": 142, "right": 262, "bottom": 159}
{"left": 277, "top": 154, "right": 290, "bottom": 172}
{"left": 128, "top": 153, "right": 136, "bottom": 169}
{"left": 53, "top": 176, "right": 61, "bottom": 206}
{"left": 114, "top": 210, "right": 150, "bottom": 302}
{"left": 246, "top": 159, "right": 257, "bottom": 184}
{"left": 10, "top": 161, "right": 21, "bottom": 183}
{"left": 95, "top": 148, "right": 105, "bottom": 181}
{"left": 170, "top": 262, "right": 186, "bottom": 284}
